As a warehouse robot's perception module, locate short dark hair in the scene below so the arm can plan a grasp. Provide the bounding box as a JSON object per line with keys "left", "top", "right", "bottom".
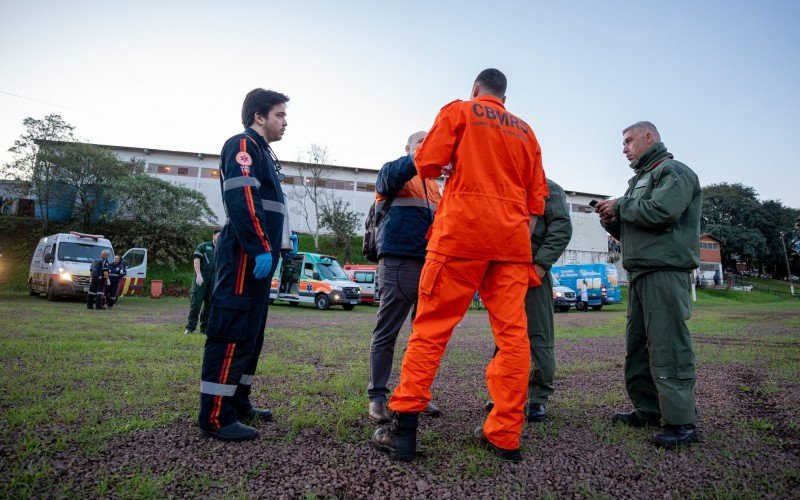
{"left": 212, "top": 228, "right": 221, "bottom": 235}
{"left": 241, "top": 89, "right": 290, "bottom": 128}
{"left": 475, "top": 68, "right": 507, "bottom": 97}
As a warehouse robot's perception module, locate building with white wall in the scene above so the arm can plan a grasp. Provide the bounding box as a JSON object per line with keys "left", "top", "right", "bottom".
{"left": 99, "top": 143, "right": 613, "bottom": 265}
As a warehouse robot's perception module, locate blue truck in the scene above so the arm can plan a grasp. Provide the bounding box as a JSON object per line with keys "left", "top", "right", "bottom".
{"left": 550, "top": 264, "right": 622, "bottom": 311}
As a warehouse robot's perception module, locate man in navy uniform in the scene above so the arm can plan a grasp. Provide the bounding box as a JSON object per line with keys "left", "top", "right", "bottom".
{"left": 87, "top": 250, "right": 110, "bottom": 310}
{"left": 106, "top": 255, "right": 127, "bottom": 308}
{"left": 198, "top": 88, "right": 296, "bottom": 442}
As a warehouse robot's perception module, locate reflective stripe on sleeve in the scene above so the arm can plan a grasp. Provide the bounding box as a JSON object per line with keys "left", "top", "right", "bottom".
{"left": 239, "top": 374, "right": 254, "bottom": 385}
{"left": 201, "top": 381, "right": 238, "bottom": 396}
{"left": 376, "top": 198, "right": 437, "bottom": 211}
{"left": 224, "top": 176, "right": 261, "bottom": 191}
{"left": 261, "top": 200, "right": 286, "bottom": 214}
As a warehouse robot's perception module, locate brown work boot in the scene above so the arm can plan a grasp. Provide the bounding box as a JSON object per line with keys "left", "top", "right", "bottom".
{"left": 422, "top": 400, "right": 441, "bottom": 417}
{"left": 369, "top": 400, "right": 390, "bottom": 424}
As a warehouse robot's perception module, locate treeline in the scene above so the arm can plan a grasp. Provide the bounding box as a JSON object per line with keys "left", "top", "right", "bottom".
{"left": 702, "top": 183, "right": 799, "bottom": 278}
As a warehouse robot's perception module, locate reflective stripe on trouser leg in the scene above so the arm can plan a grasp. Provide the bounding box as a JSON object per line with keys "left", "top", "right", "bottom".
{"left": 233, "top": 299, "right": 269, "bottom": 412}
{"left": 480, "top": 261, "right": 531, "bottom": 451}
{"left": 389, "top": 253, "right": 483, "bottom": 413}
{"left": 526, "top": 273, "right": 555, "bottom": 404}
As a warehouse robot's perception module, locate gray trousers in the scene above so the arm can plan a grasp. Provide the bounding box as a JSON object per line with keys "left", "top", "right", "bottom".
{"left": 526, "top": 272, "right": 555, "bottom": 404}
{"left": 367, "top": 257, "right": 424, "bottom": 402}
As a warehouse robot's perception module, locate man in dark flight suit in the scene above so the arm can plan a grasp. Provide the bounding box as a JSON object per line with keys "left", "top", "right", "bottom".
{"left": 198, "top": 88, "right": 295, "bottom": 442}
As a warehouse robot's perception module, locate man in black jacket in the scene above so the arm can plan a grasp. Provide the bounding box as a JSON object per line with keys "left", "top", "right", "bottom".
{"left": 367, "top": 131, "right": 443, "bottom": 423}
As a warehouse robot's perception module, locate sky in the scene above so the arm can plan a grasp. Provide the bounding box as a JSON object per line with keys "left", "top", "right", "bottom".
{"left": 1, "top": 0, "right": 798, "bottom": 207}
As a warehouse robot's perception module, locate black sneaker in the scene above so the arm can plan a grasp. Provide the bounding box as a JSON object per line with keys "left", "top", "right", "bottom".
{"left": 654, "top": 425, "right": 700, "bottom": 449}
{"left": 611, "top": 410, "right": 661, "bottom": 427}
{"left": 199, "top": 421, "right": 258, "bottom": 442}
{"left": 472, "top": 427, "right": 522, "bottom": 462}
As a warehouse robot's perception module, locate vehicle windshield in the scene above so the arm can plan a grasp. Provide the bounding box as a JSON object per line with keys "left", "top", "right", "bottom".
{"left": 57, "top": 242, "right": 112, "bottom": 263}
{"left": 317, "top": 258, "right": 349, "bottom": 280}
{"left": 551, "top": 273, "right": 561, "bottom": 287}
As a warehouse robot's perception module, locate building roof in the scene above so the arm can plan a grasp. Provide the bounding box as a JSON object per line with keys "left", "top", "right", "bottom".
{"left": 700, "top": 233, "right": 723, "bottom": 243}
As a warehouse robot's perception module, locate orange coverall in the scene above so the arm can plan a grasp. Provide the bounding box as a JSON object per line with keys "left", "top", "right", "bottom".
{"left": 388, "top": 95, "right": 548, "bottom": 450}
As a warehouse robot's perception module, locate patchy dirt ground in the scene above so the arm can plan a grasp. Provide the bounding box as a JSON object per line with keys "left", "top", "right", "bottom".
{"left": 4, "top": 302, "right": 800, "bottom": 498}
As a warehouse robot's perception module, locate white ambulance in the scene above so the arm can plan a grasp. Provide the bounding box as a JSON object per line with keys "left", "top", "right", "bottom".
{"left": 28, "top": 231, "right": 147, "bottom": 301}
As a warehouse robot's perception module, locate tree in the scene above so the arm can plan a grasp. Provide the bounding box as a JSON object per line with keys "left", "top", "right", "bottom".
{"left": 51, "top": 142, "right": 130, "bottom": 230}
{"left": 757, "top": 199, "right": 799, "bottom": 278}
{"left": 103, "top": 172, "right": 216, "bottom": 268}
{"left": 701, "top": 183, "right": 768, "bottom": 268}
{"left": 2, "top": 114, "right": 75, "bottom": 230}
{"left": 320, "top": 197, "right": 361, "bottom": 262}
{"left": 286, "top": 144, "right": 334, "bottom": 251}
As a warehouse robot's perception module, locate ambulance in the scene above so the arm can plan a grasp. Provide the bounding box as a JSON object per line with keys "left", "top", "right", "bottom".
{"left": 343, "top": 264, "right": 379, "bottom": 304}
{"left": 270, "top": 252, "right": 361, "bottom": 310}
{"left": 28, "top": 231, "right": 148, "bottom": 301}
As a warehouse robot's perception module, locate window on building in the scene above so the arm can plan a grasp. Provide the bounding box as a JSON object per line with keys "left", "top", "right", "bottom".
{"left": 200, "top": 168, "right": 220, "bottom": 179}
{"left": 177, "top": 167, "right": 189, "bottom": 176}
{"left": 157, "top": 165, "right": 171, "bottom": 174}
{"left": 157, "top": 165, "right": 198, "bottom": 177}
{"left": 357, "top": 182, "right": 376, "bottom": 192}
{"left": 700, "top": 242, "right": 719, "bottom": 250}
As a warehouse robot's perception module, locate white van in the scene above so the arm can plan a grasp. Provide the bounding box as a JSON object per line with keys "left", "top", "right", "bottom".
{"left": 28, "top": 231, "right": 147, "bottom": 301}
{"left": 270, "top": 252, "right": 361, "bottom": 310}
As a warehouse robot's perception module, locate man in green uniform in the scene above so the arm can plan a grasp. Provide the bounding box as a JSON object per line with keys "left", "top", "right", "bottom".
{"left": 185, "top": 230, "right": 220, "bottom": 335}
{"left": 525, "top": 179, "right": 572, "bottom": 421}
{"left": 486, "top": 179, "right": 572, "bottom": 422}
{"left": 595, "top": 121, "right": 701, "bottom": 449}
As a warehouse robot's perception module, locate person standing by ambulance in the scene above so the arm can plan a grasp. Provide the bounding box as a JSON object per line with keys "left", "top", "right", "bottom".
{"left": 185, "top": 229, "right": 220, "bottom": 334}
{"left": 87, "top": 250, "right": 110, "bottom": 310}
{"left": 372, "top": 68, "right": 548, "bottom": 462}
{"left": 367, "top": 131, "right": 442, "bottom": 424}
{"left": 106, "top": 255, "right": 127, "bottom": 308}
{"left": 198, "top": 88, "right": 296, "bottom": 442}
{"left": 594, "top": 121, "right": 702, "bottom": 449}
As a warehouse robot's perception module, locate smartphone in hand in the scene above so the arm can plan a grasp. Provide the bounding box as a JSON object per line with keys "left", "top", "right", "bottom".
{"left": 589, "top": 199, "right": 599, "bottom": 208}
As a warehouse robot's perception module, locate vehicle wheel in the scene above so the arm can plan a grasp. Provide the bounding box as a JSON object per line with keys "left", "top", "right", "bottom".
{"left": 288, "top": 301, "right": 300, "bottom": 307}
{"left": 575, "top": 301, "right": 587, "bottom": 311}
{"left": 46, "top": 281, "right": 58, "bottom": 302}
{"left": 29, "top": 280, "right": 38, "bottom": 296}
{"left": 591, "top": 305, "right": 603, "bottom": 311}
{"left": 557, "top": 306, "right": 571, "bottom": 312}
{"left": 314, "top": 294, "right": 330, "bottom": 310}
{"left": 342, "top": 304, "right": 355, "bottom": 311}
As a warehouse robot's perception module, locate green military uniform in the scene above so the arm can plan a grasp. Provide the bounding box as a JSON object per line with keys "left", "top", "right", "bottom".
{"left": 603, "top": 142, "right": 701, "bottom": 426}
{"left": 186, "top": 241, "right": 215, "bottom": 333}
{"left": 527, "top": 179, "right": 572, "bottom": 405}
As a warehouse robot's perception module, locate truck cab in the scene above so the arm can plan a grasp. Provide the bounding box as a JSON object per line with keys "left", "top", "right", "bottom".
{"left": 343, "top": 264, "right": 379, "bottom": 304}
{"left": 551, "top": 273, "right": 577, "bottom": 312}
{"left": 270, "top": 252, "right": 361, "bottom": 310}
{"left": 28, "top": 231, "right": 147, "bottom": 301}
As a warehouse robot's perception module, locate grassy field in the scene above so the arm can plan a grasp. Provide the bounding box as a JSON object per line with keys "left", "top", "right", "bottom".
{"left": 1, "top": 289, "right": 798, "bottom": 498}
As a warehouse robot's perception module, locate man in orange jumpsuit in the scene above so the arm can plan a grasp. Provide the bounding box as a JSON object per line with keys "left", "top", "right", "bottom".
{"left": 372, "top": 68, "right": 548, "bottom": 462}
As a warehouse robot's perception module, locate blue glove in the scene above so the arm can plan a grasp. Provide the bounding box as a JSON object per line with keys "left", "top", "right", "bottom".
{"left": 285, "top": 234, "right": 299, "bottom": 258}
{"left": 253, "top": 252, "right": 273, "bottom": 280}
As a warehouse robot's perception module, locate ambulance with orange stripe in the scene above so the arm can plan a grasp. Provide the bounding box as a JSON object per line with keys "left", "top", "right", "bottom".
{"left": 28, "top": 231, "right": 147, "bottom": 301}
{"left": 270, "top": 252, "right": 361, "bottom": 310}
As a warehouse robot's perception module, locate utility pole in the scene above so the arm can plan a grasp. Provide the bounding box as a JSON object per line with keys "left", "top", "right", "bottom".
{"left": 780, "top": 232, "right": 795, "bottom": 296}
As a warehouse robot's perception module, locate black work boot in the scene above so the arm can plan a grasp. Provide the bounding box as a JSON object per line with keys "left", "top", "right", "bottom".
{"left": 526, "top": 403, "right": 547, "bottom": 423}
{"left": 611, "top": 410, "right": 661, "bottom": 427}
{"left": 485, "top": 400, "right": 494, "bottom": 413}
{"left": 199, "top": 421, "right": 258, "bottom": 442}
{"left": 372, "top": 412, "right": 419, "bottom": 461}
{"left": 654, "top": 424, "right": 700, "bottom": 449}
{"left": 237, "top": 407, "right": 274, "bottom": 423}
{"left": 472, "top": 427, "right": 522, "bottom": 462}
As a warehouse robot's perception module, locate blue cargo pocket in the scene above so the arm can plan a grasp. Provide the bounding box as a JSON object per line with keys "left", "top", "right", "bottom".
{"left": 206, "top": 294, "right": 253, "bottom": 341}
